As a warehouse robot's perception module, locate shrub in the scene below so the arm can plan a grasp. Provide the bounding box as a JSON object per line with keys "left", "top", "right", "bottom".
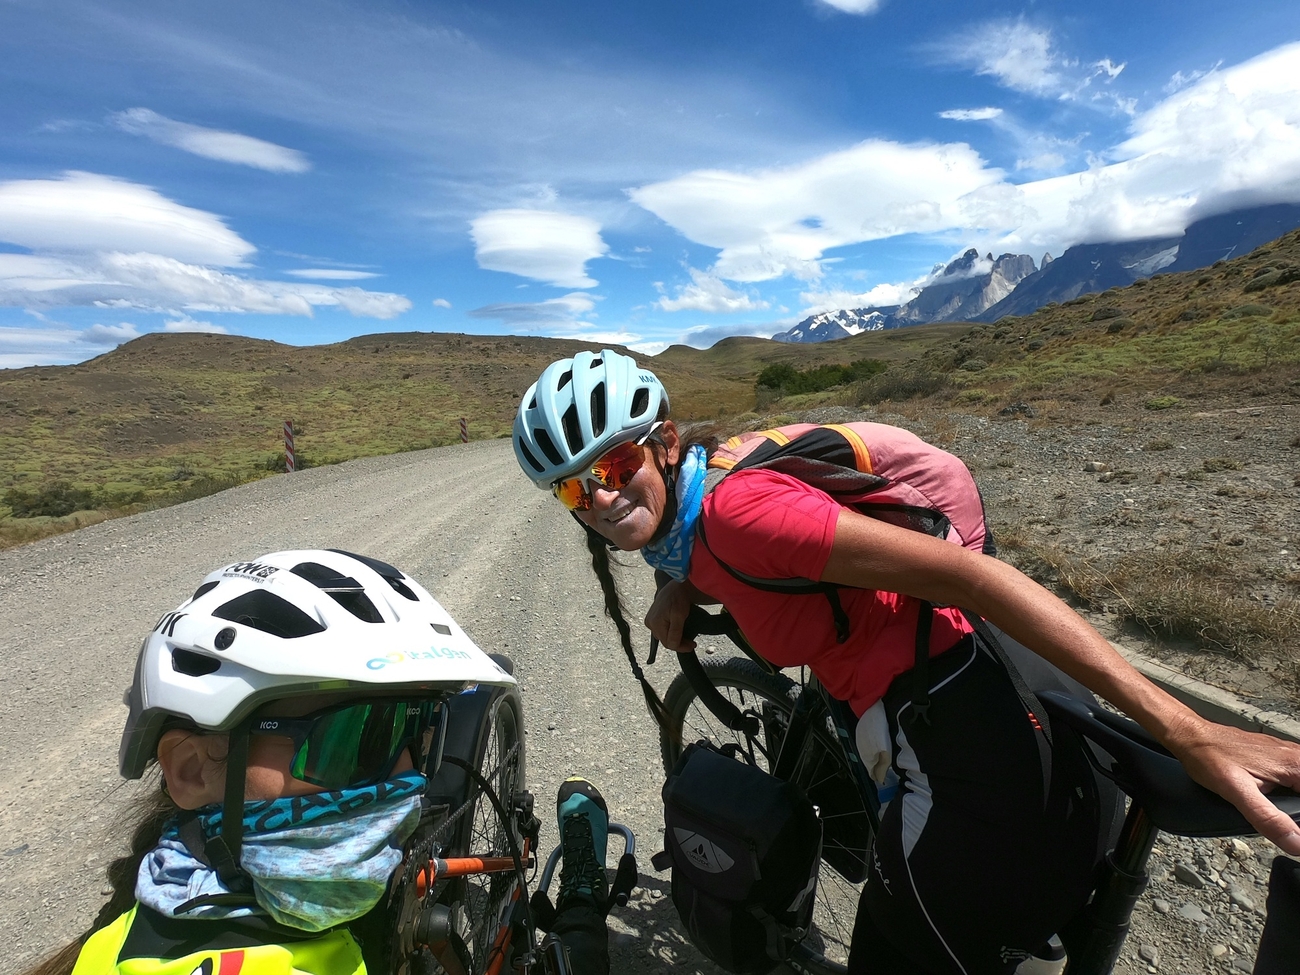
{"left": 1026, "top": 339, "right": 1046, "bottom": 351}
{"left": 1203, "top": 457, "right": 1243, "bottom": 473}
{"left": 3, "top": 481, "right": 101, "bottom": 518}
{"left": 1106, "top": 318, "right": 1132, "bottom": 334}
{"left": 1144, "top": 395, "right": 1181, "bottom": 410}
{"left": 1222, "top": 304, "right": 1272, "bottom": 319}
{"left": 1144, "top": 438, "right": 1175, "bottom": 451}
{"left": 755, "top": 358, "right": 887, "bottom": 395}
{"left": 959, "top": 358, "right": 988, "bottom": 372}
{"left": 1090, "top": 307, "right": 1124, "bottom": 321}
{"left": 854, "top": 364, "right": 949, "bottom": 404}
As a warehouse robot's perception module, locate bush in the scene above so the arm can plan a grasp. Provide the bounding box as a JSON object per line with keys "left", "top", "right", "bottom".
{"left": 755, "top": 358, "right": 887, "bottom": 395}
{"left": 1222, "top": 304, "right": 1272, "bottom": 319}
{"left": 854, "top": 364, "right": 949, "bottom": 404}
{"left": 1106, "top": 318, "right": 1133, "bottom": 334}
{"left": 1090, "top": 307, "right": 1124, "bottom": 322}
{"left": 3, "top": 481, "right": 101, "bottom": 518}
{"left": 959, "top": 358, "right": 988, "bottom": 372}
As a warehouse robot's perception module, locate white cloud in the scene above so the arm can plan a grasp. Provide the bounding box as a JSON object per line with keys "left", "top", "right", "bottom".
{"left": 283, "top": 268, "right": 380, "bottom": 280}
{"left": 470, "top": 209, "right": 608, "bottom": 288}
{"left": 0, "top": 171, "right": 254, "bottom": 266}
{"left": 630, "top": 42, "right": 1300, "bottom": 280}
{"left": 631, "top": 140, "right": 1002, "bottom": 282}
{"left": 937, "top": 19, "right": 1062, "bottom": 96}
{"left": 432, "top": 298, "right": 452, "bottom": 308}
{"left": 1015, "top": 152, "right": 1067, "bottom": 172}
{"left": 934, "top": 20, "right": 1125, "bottom": 103}
{"left": 799, "top": 280, "right": 921, "bottom": 315}
{"left": 657, "top": 269, "right": 770, "bottom": 313}
{"left": 164, "top": 315, "right": 227, "bottom": 334}
{"left": 0, "top": 250, "right": 411, "bottom": 319}
{"left": 466, "top": 291, "right": 599, "bottom": 328}
{"left": 1165, "top": 62, "right": 1222, "bottom": 95}
{"left": 111, "top": 108, "right": 310, "bottom": 173}
{"left": 82, "top": 322, "right": 141, "bottom": 344}
{"left": 815, "top": 0, "right": 882, "bottom": 13}
{"left": 939, "top": 107, "right": 1003, "bottom": 122}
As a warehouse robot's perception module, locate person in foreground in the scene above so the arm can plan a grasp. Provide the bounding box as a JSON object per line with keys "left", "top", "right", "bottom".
{"left": 24, "top": 549, "right": 615, "bottom": 975}
{"left": 513, "top": 349, "right": 1300, "bottom": 975}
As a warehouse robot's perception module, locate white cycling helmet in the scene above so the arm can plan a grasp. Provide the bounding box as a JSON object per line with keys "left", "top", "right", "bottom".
{"left": 119, "top": 548, "right": 514, "bottom": 780}
{"left": 513, "top": 349, "right": 669, "bottom": 488}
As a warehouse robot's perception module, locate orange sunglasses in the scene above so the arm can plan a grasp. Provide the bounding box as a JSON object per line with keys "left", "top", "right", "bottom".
{"left": 552, "top": 425, "right": 662, "bottom": 511}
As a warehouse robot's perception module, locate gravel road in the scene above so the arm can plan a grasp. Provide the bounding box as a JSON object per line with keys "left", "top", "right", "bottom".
{"left": 0, "top": 437, "right": 1284, "bottom": 974}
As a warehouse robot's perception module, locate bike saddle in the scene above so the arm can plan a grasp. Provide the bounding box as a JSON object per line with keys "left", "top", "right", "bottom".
{"left": 1039, "top": 691, "right": 1300, "bottom": 837}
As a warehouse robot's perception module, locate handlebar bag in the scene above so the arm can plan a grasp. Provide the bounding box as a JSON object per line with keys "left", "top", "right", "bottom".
{"left": 660, "top": 741, "right": 823, "bottom": 974}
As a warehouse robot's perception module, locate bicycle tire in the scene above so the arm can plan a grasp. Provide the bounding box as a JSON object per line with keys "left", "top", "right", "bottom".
{"left": 456, "top": 690, "right": 526, "bottom": 974}
{"left": 660, "top": 657, "right": 868, "bottom": 975}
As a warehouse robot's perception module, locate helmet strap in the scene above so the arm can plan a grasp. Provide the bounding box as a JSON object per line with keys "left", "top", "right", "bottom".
{"left": 200, "top": 719, "right": 252, "bottom": 890}
{"left": 647, "top": 452, "right": 678, "bottom": 546}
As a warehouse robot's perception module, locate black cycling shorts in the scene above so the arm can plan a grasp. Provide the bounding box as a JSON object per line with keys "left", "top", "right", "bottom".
{"left": 847, "top": 636, "right": 1118, "bottom": 975}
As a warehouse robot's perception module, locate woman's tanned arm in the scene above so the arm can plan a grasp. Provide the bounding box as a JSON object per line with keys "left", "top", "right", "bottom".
{"left": 822, "top": 507, "right": 1300, "bottom": 855}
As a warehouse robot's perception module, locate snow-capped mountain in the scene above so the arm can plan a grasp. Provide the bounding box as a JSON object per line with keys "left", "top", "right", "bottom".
{"left": 774, "top": 306, "right": 896, "bottom": 343}
{"left": 892, "top": 249, "right": 1037, "bottom": 324}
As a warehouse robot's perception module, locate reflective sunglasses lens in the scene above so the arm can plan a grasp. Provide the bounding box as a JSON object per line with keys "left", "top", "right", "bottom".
{"left": 553, "top": 478, "right": 592, "bottom": 511}
{"left": 591, "top": 442, "right": 645, "bottom": 488}
{"left": 553, "top": 441, "right": 647, "bottom": 511}
{"left": 293, "top": 702, "right": 428, "bottom": 789}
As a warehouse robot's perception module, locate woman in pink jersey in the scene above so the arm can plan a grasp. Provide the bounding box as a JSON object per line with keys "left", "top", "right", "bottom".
{"left": 513, "top": 350, "right": 1300, "bottom": 975}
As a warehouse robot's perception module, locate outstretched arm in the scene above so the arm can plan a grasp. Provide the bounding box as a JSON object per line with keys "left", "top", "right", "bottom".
{"left": 644, "top": 578, "right": 717, "bottom": 652}
{"left": 822, "top": 507, "right": 1300, "bottom": 855}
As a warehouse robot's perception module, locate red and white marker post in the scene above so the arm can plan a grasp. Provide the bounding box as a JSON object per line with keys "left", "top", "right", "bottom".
{"left": 459, "top": 417, "right": 468, "bottom": 443}
{"left": 284, "top": 420, "right": 296, "bottom": 473}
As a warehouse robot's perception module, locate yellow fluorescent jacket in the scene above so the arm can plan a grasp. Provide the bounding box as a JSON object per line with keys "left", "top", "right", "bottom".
{"left": 71, "top": 906, "right": 367, "bottom": 975}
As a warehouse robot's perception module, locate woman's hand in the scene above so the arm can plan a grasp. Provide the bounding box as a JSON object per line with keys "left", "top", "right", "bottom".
{"left": 1166, "top": 715, "right": 1300, "bottom": 855}
{"left": 645, "top": 579, "right": 709, "bottom": 652}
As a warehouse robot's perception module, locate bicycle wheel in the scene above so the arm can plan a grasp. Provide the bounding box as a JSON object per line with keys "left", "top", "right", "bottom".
{"left": 454, "top": 690, "right": 526, "bottom": 974}
{"left": 661, "top": 657, "right": 870, "bottom": 975}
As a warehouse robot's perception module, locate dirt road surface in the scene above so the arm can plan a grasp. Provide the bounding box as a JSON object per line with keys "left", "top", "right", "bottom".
{"left": 0, "top": 438, "right": 1279, "bottom": 974}
{"left": 0, "top": 439, "right": 727, "bottom": 973}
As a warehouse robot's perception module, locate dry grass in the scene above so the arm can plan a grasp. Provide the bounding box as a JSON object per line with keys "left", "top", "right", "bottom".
{"left": 997, "top": 525, "right": 1300, "bottom": 692}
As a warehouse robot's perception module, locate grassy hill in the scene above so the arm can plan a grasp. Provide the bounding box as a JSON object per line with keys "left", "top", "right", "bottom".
{"left": 3, "top": 228, "right": 1299, "bottom": 548}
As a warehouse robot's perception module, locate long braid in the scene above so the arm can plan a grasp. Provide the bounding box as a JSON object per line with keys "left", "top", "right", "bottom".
{"left": 21, "top": 782, "right": 176, "bottom": 975}
{"left": 584, "top": 527, "right": 673, "bottom": 732}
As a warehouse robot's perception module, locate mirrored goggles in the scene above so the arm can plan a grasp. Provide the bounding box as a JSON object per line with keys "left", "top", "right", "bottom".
{"left": 250, "top": 700, "right": 443, "bottom": 790}
{"left": 552, "top": 424, "right": 662, "bottom": 512}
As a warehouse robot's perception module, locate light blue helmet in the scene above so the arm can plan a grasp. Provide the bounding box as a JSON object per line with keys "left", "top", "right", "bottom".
{"left": 514, "top": 349, "right": 669, "bottom": 488}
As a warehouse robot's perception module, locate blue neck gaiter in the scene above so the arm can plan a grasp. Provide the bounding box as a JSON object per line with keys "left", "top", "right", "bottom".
{"left": 642, "top": 443, "right": 708, "bottom": 582}
{"left": 137, "top": 770, "right": 426, "bottom": 932}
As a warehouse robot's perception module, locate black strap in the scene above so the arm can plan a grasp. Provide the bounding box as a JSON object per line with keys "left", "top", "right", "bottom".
{"left": 695, "top": 515, "right": 851, "bottom": 643}
{"left": 201, "top": 721, "right": 251, "bottom": 889}
{"left": 907, "top": 602, "right": 934, "bottom": 727}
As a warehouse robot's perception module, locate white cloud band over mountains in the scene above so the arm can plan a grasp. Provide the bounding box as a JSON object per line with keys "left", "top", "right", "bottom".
{"left": 632, "top": 42, "right": 1300, "bottom": 287}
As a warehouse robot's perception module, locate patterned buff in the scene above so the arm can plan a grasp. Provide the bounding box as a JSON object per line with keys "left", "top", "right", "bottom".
{"left": 137, "top": 770, "right": 426, "bottom": 932}
{"left": 642, "top": 443, "right": 708, "bottom": 582}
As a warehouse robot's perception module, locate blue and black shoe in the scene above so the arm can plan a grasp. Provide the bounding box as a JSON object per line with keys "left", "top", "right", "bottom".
{"left": 555, "top": 777, "right": 609, "bottom": 913}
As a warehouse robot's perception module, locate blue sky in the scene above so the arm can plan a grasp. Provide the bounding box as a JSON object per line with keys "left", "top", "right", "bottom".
{"left": 3, "top": 0, "right": 1300, "bottom": 366}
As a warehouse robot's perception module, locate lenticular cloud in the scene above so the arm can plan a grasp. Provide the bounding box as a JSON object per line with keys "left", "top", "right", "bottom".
{"left": 630, "top": 41, "right": 1300, "bottom": 282}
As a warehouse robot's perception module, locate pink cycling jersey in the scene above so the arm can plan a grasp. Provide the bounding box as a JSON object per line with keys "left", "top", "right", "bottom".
{"left": 687, "top": 467, "right": 975, "bottom": 717}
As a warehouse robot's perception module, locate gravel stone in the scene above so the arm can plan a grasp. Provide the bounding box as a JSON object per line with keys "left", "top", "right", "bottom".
{"left": 1177, "top": 902, "right": 1207, "bottom": 923}
{"left": 1228, "top": 887, "right": 1257, "bottom": 912}
{"left": 1174, "top": 863, "right": 1207, "bottom": 888}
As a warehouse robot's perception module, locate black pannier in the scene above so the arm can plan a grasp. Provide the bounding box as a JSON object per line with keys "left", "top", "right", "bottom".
{"left": 658, "top": 742, "right": 823, "bottom": 974}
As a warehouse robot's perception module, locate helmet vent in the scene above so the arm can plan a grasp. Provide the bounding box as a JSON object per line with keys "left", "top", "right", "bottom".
{"left": 172, "top": 648, "right": 221, "bottom": 677}
{"left": 518, "top": 440, "right": 545, "bottom": 474}
{"left": 324, "top": 549, "right": 418, "bottom": 601}
{"left": 191, "top": 581, "right": 219, "bottom": 602}
{"left": 527, "top": 394, "right": 537, "bottom": 410}
{"left": 629, "top": 387, "right": 649, "bottom": 419}
{"left": 534, "top": 427, "right": 563, "bottom": 466}
{"left": 213, "top": 590, "right": 327, "bottom": 638}
{"left": 561, "top": 404, "right": 582, "bottom": 454}
{"left": 431, "top": 623, "right": 452, "bottom": 635}
{"left": 557, "top": 369, "right": 572, "bottom": 391}
{"left": 590, "top": 383, "right": 606, "bottom": 437}
{"left": 291, "top": 562, "right": 384, "bottom": 622}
